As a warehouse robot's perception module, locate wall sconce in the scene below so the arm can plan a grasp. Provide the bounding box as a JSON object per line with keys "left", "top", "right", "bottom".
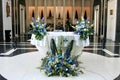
{"left": 110, "top": 9, "right": 113, "bottom": 15}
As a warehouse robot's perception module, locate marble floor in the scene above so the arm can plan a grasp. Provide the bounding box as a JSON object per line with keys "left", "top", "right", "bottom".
{"left": 0, "top": 51, "right": 120, "bottom": 80}
{"left": 0, "top": 36, "right": 120, "bottom": 80}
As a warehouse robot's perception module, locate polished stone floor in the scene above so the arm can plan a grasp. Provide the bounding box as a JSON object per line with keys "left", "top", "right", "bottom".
{"left": 0, "top": 36, "right": 120, "bottom": 80}
{"left": 0, "top": 51, "right": 120, "bottom": 80}
{"left": 0, "top": 36, "right": 119, "bottom": 57}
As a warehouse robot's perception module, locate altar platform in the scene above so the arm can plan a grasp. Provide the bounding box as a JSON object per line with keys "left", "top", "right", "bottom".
{"left": 0, "top": 51, "right": 120, "bottom": 80}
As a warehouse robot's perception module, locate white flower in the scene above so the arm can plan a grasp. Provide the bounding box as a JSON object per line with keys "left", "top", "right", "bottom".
{"left": 30, "top": 22, "right": 35, "bottom": 27}
{"left": 90, "top": 24, "right": 94, "bottom": 27}
{"left": 37, "top": 17, "right": 40, "bottom": 21}
{"left": 42, "top": 24, "right": 44, "bottom": 27}
{"left": 76, "top": 21, "right": 79, "bottom": 24}
{"left": 71, "top": 64, "right": 76, "bottom": 69}
{"left": 84, "top": 28, "right": 88, "bottom": 31}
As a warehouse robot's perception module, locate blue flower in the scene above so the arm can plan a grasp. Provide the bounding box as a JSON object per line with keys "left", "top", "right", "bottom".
{"left": 38, "top": 30, "right": 42, "bottom": 33}
{"left": 35, "top": 22, "right": 39, "bottom": 26}
{"left": 58, "top": 63, "right": 63, "bottom": 67}
{"left": 42, "top": 17, "right": 45, "bottom": 23}
{"left": 32, "top": 17, "right": 35, "bottom": 21}
{"left": 75, "top": 30, "right": 81, "bottom": 35}
{"left": 38, "top": 28, "right": 44, "bottom": 34}
{"left": 67, "top": 58, "right": 72, "bottom": 63}
{"left": 85, "top": 20, "right": 89, "bottom": 23}
{"left": 49, "top": 67, "right": 53, "bottom": 72}
{"left": 64, "top": 53, "right": 68, "bottom": 58}
{"left": 79, "top": 23, "right": 82, "bottom": 27}
{"left": 57, "top": 54, "right": 62, "bottom": 59}
{"left": 44, "top": 24, "right": 47, "bottom": 28}
{"left": 35, "top": 24, "right": 39, "bottom": 28}
{"left": 48, "top": 56, "right": 55, "bottom": 62}
{"left": 73, "top": 61, "right": 78, "bottom": 66}
{"left": 43, "top": 65, "right": 48, "bottom": 69}
{"left": 60, "top": 58, "right": 64, "bottom": 63}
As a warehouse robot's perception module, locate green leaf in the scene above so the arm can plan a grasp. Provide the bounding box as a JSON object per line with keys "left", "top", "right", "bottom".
{"left": 65, "top": 40, "right": 74, "bottom": 58}
{"left": 50, "top": 39, "right": 57, "bottom": 55}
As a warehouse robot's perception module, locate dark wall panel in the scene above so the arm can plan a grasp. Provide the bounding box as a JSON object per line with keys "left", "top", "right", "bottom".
{"left": 94, "top": 0, "right": 101, "bottom": 6}
{"left": 19, "top": 0, "right": 25, "bottom": 5}
{"left": 0, "top": 0, "right": 3, "bottom": 41}
{"left": 116, "top": 0, "right": 120, "bottom": 42}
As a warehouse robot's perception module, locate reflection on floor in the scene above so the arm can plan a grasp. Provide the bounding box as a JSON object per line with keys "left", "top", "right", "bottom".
{"left": 0, "top": 38, "right": 119, "bottom": 57}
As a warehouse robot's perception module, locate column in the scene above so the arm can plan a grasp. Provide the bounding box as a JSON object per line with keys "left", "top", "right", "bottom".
{"left": 100, "top": 0, "right": 103, "bottom": 36}
{"left": 13, "top": 0, "right": 16, "bottom": 34}
{"left": 63, "top": 0, "right": 65, "bottom": 30}
{"left": 35, "top": 0, "right": 38, "bottom": 19}
{"left": 72, "top": 0, "right": 75, "bottom": 23}
{"left": 90, "top": 0, "right": 94, "bottom": 22}
{"left": 54, "top": 0, "right": 56, "bottom": 30}
{"left": 16, "top": 0, "right": 18, "bottom": 35}
{"left": 44, "top": 0, "right": 47, "bottom": 23}
{"left": 102, "top": 0, "right": 108, "bottom": 48}
{"left": 81, "top": 0, "right": 84, "bottom": 16}
{"left": 25, "top": 0, "right": 29, "bottom": 31}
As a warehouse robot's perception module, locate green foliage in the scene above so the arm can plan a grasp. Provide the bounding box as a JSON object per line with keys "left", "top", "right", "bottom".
{"left": 50, "top": 39, "right": 57, "bottom": 55}
{"left": 64, "top": 40, "right": 74, "bottom": 58}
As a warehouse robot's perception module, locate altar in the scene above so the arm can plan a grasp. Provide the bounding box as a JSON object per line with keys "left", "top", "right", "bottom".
{"left": 30, "top": 32, "right": 90, "bottom": 77}
{"left": 31, "top": 32, "right": 90, "bottom": 56}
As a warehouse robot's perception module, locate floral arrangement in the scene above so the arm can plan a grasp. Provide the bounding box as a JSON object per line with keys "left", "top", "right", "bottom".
{"left": 73, "top": 17, "right": 93, "bottom": 40}
{"left": 40, "top": 38, "right": 83, "bottom": 77}
{"left": 29, "top": 17, "right": 46, "bottom": 40}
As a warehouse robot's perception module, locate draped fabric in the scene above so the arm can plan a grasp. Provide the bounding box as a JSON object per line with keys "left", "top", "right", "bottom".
{"left": 31, "top": 32, "right": 90, "bottom": 55}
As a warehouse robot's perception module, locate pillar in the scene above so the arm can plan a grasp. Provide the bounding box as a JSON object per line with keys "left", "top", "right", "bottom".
{"left": 25, "top": 0, "right": 29, "bottom": 31}
{"left": 63, "top": 0, "right": 65, "bottom": 30}
{"left": 44, "top": 0, "right": 47, "bottom": 23}
{"left": 54, "top": 0, "right": 56, "bottom": 30}
{"left": 35, "top": 0, "right": 38, "bottom": 19}
{"left": 72, "top": 0, "right": 75, "bottom": 23}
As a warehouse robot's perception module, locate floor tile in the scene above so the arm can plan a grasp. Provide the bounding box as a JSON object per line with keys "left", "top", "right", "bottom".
{"left": 0, "top": 74, "right": 7, "bottom": 80}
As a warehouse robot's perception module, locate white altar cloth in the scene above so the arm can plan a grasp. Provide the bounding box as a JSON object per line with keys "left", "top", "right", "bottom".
{"left": 31, "top": 32, "right": 90, "bottom": 55}
{"left": 31, "top": 32, "right": 89, "bottom": 47}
